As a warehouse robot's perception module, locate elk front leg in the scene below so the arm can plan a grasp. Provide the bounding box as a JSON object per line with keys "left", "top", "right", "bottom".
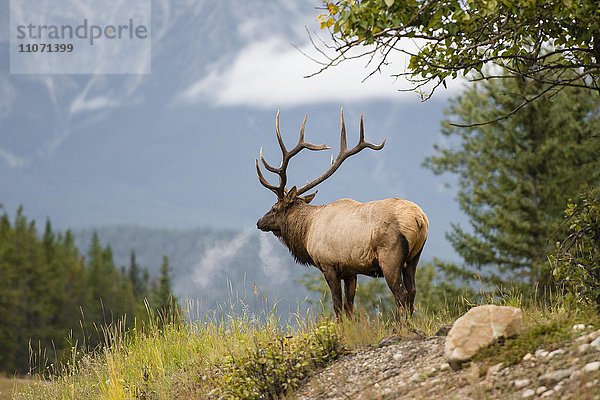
{"left": 343, "top": 275, "right": 357, "bottom": 318}
{"left": 322, "top": 268, "right": 343, "bottom": 320}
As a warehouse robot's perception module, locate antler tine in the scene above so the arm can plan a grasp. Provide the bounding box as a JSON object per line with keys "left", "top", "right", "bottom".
{"left": 255, "top": 159, "right": 280, "bottom": 196}
{"left": 296, "top": 114, "right": 385, "bottom": 196}
{"left": 357, "top": 114, "right": 385, "bottom": 151}
{"left": 256, "top": 112, "right": 330, "bottom": 198}
{"left": 259, "top": 147, "right": 279, "bottom": 173}
{"left": 340, "top": 108, "right": 347, "bottom": 153}
{"left": 298, "top": 114, "right": 307, "bottom": 143}
{"left": 275, "top": 110, "right": 287, "bottom": 156}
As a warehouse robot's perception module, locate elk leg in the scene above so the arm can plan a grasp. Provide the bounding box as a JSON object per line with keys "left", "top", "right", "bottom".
{"left": 403, "top": 249, "right": 422, "bottom": 315}
{"left": 379, "top": 250, "right": 409, "bottom": 320}
{"left": 343, "top": 275, "right": 357, "bottom": 318}
{"left": 322, "top": 269, "right": 343, "bottom": 320}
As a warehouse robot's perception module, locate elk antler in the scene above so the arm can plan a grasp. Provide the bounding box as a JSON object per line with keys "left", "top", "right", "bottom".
{"left": 296, "top": 110, "right": 385, "bottom": 195}
{"left": 256, "top": 110, "right": 385, "bottom": 198}
{"left": 256, "top": 110, "right": 330, "bottom": 198}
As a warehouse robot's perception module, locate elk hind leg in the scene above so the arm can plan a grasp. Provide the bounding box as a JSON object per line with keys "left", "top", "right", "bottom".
{"left": 403, "top": 247, "right": 423, "bottom": 316}
{"left": 379, "top": 249, "right": 409, "bottom": 321}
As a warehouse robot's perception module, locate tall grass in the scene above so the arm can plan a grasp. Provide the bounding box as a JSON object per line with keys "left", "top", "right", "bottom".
{"left": 13, "top": 288, "right": 595, "bottom": 400}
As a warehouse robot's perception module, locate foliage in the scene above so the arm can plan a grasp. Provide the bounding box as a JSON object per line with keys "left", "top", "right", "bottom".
{"left": 13, "top": 291, "right": 596, "bottom": 400}
{"left": 473, "top": 300, "right": 600, "bottom": 370}
{"left": 217, "top": 322, "right": 340, "bottom": 399}
{"left": 423, "top": 74, "right": 600, "bottom": 292}
{"left": 551, "top": 187, "right": 600, "bottom": 309}
{"left": 13, "top": 309, "right": 345, "bottom": 400}
{"left": 0, "top": 208, "right": 176, "bottom": 375}
{"left": 318, "top": 0, "right": 600, "bottom": 104}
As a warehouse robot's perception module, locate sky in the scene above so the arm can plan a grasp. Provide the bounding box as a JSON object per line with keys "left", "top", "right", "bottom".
{"left": 0, "top": 0, "right": 467, "bottom": 264}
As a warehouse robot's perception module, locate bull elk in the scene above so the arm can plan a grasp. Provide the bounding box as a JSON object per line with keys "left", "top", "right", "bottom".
{"left": 256, "top": 111, "right": 429, "bottom": 320}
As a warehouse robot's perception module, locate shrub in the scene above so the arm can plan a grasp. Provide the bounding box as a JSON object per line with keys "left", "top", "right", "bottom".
{"left": 216, "top": 322, "right": 341, "bottom": 399}
{"left": 551, "top": 187, "right": 600, "bottom": 309}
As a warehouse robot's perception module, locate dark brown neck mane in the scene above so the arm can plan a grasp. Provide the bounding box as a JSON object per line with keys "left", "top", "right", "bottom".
{"left": 277, "top": 201, "right": 320, "bottom": 266}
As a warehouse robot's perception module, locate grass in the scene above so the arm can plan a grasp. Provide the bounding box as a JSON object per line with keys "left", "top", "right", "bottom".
{"left": 11, "top": 293, "right": 596, "bottom": 400}
{"left": 473, "top": 299, "right": 600, "bottom": 372}
{"left": 0, "top": 376, "right": 32, "bottom": 400}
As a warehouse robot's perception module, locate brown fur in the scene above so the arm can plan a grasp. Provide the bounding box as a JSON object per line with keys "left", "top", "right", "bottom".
{"left": 258, "top": 192, "right": 429, "bottom": 320}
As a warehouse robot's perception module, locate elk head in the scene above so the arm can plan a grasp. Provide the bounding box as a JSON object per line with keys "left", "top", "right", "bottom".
{"left": 256, "top": 110, "right": 385, "bottom": 235}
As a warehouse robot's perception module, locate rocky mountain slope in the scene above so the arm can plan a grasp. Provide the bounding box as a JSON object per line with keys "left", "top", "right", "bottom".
{"left": 296, "top": 327, "right": 600, "bottom": 400}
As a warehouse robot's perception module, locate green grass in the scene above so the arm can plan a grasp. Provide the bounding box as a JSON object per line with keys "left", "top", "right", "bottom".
{"left": 12, "top": 293, "right": 596, "bottom": 400}
{"left": 473, "top": 296, "right": 600, "bottom": 372}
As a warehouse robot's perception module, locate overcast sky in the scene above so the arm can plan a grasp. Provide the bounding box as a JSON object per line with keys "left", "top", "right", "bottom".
{"left": 0, "top": 0, "right": 467, "bottom": 263}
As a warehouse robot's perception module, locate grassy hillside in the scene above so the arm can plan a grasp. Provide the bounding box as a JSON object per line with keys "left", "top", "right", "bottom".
{"left": 11, "top": 294, "right": 598, "bottom": 400}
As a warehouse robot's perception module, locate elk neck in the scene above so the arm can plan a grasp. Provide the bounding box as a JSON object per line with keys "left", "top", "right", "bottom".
{"left": 278, "top": 201, "right": 321, "bottom": 266}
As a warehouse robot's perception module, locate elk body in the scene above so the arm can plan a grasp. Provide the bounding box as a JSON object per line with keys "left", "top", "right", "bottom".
{"left": 256, "top": 111, "right": 429, "bottom": 319}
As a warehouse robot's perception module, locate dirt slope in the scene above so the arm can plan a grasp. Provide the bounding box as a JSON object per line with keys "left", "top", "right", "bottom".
{"left": 296, "top": 331, "right": 600, "bottom": 400}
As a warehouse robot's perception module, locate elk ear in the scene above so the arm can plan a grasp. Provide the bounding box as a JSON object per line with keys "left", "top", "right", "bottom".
{"left": 302, "top": 191, "right": 318, "bottom": 204}
{"left": 283, "top": 186, "right": 298, "bottom": 206}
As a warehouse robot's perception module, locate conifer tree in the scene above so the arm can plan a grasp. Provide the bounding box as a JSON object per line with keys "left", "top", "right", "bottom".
{"left": 154, "top": 255, "right": 175, "bottom": 308}
{"left": 425, "top": 75, "right": 600, "bottom": 291}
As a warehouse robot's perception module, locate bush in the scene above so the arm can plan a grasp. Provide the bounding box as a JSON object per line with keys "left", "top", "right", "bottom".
{"left": 551, "top": 187, "right": 600, "bottom": 309}
{"left": 216, "top": 322, "right": 341, "bottom": 399}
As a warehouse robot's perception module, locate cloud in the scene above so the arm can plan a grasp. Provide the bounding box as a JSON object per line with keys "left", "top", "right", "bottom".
{"left": 258, "top": 233, "right": 290, "bottom": 284}
{"left": 192, "top": 231, "right": 251, "bottom": 288}
{"left": 0, "top": 148, "right": 29, "bottom": 168}
{"left": 174, "top": 36, "right": 462, "bottom": 109}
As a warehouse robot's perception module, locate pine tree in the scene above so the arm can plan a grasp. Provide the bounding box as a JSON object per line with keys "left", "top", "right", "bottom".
{"left": 425, "top": 75, "right": 600, "bottom": 291}
{"left": 154, "top": 255, "right": 174, "bottom": 308}
{"left": 152, "top": 255, "right": 179, "bottom": 321}
{"left": 0, "top": 212, "right": 21, "bottom": 372}
{"left": 128, "top": 250, "right": 146, "bottom": 299}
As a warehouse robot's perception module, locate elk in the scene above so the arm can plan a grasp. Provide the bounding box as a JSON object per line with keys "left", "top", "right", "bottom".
{"left": 256, "top": 111, "right": 429, "bottom": 320}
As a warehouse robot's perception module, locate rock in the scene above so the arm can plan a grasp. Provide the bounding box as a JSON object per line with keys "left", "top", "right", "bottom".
{"left": 583, "top": 361, "right": 600, "bottom": 373}
{"left": 378, "top": 335, "right": 401, "bottom": 347}
{"left": 392, "top": 353, "right": 403, "bottom": 362}
{"left": 409, "top": 372, "right": 420, "bottom": 383}
{"left": 522, "top": 388, "right": 535, "bottom": 398}
{"left": 540, "top": 389, "right": 555, "bottom": 398}
{"left": 539, "top": 368, "right": 572, "bottom": 386}
{"left": 513, "top": 378, "right": 531, "bottom": 389}
{"left": 439, "top": 363, "right": 450, "bottom": 371}
{"left": 589, "top": 329, "right": 600, "bottom": 342}
{"left": 486, "top": 362, "right": 504, "bottom": 378}
{"left": 572, "top": 324, "right": 586, "bottom": 330}
{"left": 536, "top": 386, "right": 548, "bottom": 395}
{"left": 547, "top": 349, "right": 566, "bottom": 358}
{"left": 535, "top": 349, "right": 549, "bottom": 358}
{"left": 590, "top": 336, "right": 600, "bottom": 350}
{"left": 435, "top": 325, "right": 452, "bottom": 336}
{"left": 522, "top": 353, "right": 533, "bottom": 361}
{"left": 577, "top": 343, "right": 590, "bottom": 354}
{"left": 570, "top": 369, "right": 582, "bottom": 381}
{"left": 444, "top": 305, "right": 524, "bottom": 369}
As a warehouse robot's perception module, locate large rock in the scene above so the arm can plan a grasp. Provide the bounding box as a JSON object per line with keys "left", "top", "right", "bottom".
{"left": 444, "top": 305, "right": 524, "bottom": 370}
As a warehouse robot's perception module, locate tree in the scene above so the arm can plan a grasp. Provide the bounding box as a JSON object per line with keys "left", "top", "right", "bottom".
{"left": 317, "top": 0, "right": 599, "bottom": 110}
{"left": 551, "top": 188, "right": 600, "bottom": 309}
{"left": 424, "top": 74, "right": 600, "bottom": 291}
{"left": 128, "top": 250, "right": 146, "bottom": 299}
{"left": 152, "top": 255, "right": 179, "bottom": 320}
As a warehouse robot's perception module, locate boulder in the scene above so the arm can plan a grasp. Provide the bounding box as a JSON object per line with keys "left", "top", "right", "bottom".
{"left": 444, "top": 305, "right": 524, "bottom": 370}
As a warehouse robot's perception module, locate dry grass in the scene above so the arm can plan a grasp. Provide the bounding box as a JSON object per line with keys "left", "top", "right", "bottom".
{"left": 0, "top": 376, "right": 32, "bottom": 400}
